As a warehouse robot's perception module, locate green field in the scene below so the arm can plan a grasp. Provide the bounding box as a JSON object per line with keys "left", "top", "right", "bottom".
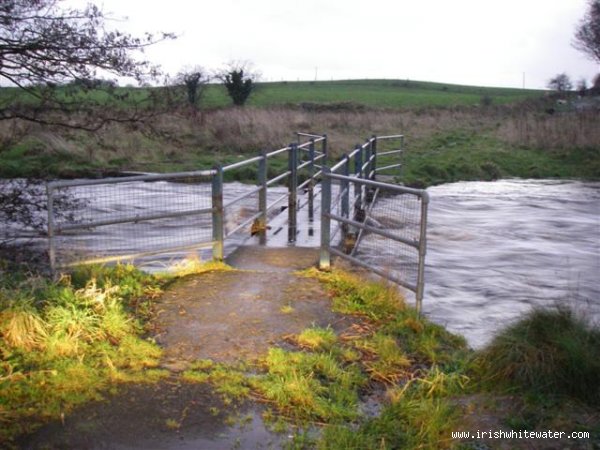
{"left": 175, "top": 78, "right": 544, "bottom": 109}
{"left": 0, "top": 78, "right": 543, "bottom": 110}
{"left": 1, "top": 78, "right": 598, "bottom": 184}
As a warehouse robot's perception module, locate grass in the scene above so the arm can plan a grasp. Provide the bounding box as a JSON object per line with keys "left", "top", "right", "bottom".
{"left": 2, "top": 258, "right": 599, "bottom": 447}
{"left": 473, "top": 307, "right": 600, "bottom": 405}
{"left": 0, "top": 257, "right": 235, "bottom": 444}
{"left": 3, "top": 78, "right": 597, "bottom": 186}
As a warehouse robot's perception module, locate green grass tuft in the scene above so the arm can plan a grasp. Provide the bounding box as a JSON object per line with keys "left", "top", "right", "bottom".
{"left": 474, "top": 307, "right": 600, "bottom": 405}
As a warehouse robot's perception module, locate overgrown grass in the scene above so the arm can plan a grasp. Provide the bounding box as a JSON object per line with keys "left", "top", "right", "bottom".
{"left": 473, "top": 307, "right": 600, "bottom": 405}
{"left": 2, "top": 79, "right": 597, "bottom": 186}
{"left": 0, "top": 258, "right": 236, "bottom": 444}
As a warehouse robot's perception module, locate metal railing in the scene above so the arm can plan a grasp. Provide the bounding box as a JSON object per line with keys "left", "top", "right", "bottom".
{"left": 319, "top": 134, "right": 428, "bottom": 314}
{"left": 47, "top": 170, "right": 215, "bottom": 270}
{"left": 46, "top": 133, "right": 328, "bottom": 270}
{"left": 44, "top": 131, "right": 427, "bottom": 314}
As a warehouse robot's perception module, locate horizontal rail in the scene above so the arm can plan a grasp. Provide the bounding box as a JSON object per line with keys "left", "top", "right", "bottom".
{"left": 266, "top": 146, "right": 291, "bottom": 158}
{"left": 222, "top": 156, "right": 263, "bottom": 172}
{"left": 329, "top": 247, "right": 417, "bottom": 293}
{"left": 326, "top": 212, "right": 420, "bottom": 250}
{"left": 376, "top": 134, "right": 404, "bottom": 140}
{"left": 224, "top": 185, "right": 263, "bottom": 208}
{"left": 376, "top": 163, "right": 402, "bottom": 173}
{"left": 329, "top": 158, "right": 349, "bottom": 173}
{"left": 361, "top": 139, "right": 375, "bottom": 149}
{"left": 377, "top": 149, "right": 403, "bottom": 156}
{"left": 266, "top": 170, "right": 291, "bottom": 186}
{"left": 297, "top": 132, "right": 325, "bottom": 140}
{"left": 326, "top": 172, "right": 428, "bottom": 200}
{"left": 297, "top": 170, "right": 323, "bottom": 190}
{"left": 57, "top": 241, "right": 215, "bottom": 268}
{"left": 57, "top": 207, "right": 214, "bottom": 232}
{"left": 48, "top": 170, "right": 216, "bottom": 189}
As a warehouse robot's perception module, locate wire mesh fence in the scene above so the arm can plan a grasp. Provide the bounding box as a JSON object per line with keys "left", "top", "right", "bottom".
{"left": 47, "top": 172, "right": 214, "bottom": 270}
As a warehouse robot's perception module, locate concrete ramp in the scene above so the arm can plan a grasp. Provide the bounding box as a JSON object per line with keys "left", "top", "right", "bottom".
{"left": 155, "top": 246, "right": 345, "bottom": 365}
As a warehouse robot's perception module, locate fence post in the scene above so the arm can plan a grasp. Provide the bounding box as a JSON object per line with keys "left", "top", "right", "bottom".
{"left": 399, "top": 135, "right": 404, "bottom": 179}
{"left": 321, "top": 134, "right": 328, "bottom": 167}
{"left": 353, "top": 144, "right": 364, "bottom": 222}
{"left": 319, "top": 167, "right": 331, "bottom": 270}
{"left": 341, "top": 155, "right": 350, "bottom": 241}
{"left": 415, "top": 192, "right": 429, "bottom": 316}
{"left": 211, "top": 165, "right": 224, "bottom": 261}
{"left": 308, "top": 138, "right": 315, "bottom": 221}
{"left": 288, "top": 143, "right": 298, "bottom": 243}
{"left": 46, "top": 183, "right": 56, "bottom": 275}
{"left": 371, "top": 135, "right": 377, "bottom": 181}
{"left": 364, "top": 138, "right": 374, "bottom": 203}
{"left": 258, "top": 150, "right": 268, "bottom": 245}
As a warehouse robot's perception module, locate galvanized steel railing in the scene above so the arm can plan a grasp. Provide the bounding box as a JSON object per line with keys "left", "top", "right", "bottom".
{"left": 46, "top": 133, "right": 328, "bottom": 271}
{"left": 45, "top": 131, "right": 428, "bottom": 314}
{"left": 319, "top": 134, "right": 428, "bottom": 314}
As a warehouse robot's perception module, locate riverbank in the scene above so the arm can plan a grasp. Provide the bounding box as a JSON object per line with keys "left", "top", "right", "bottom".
{"left": 2, "top": 256, "right": 598, "bottom": 449}
{"left": 1, "top": 103, "right": 598, "bottom": 187}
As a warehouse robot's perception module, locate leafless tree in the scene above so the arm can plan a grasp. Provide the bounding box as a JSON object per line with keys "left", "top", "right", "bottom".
{"left": 0, "top": 0, "right": 175, "bottom": 130}
{"left": 573, "top": 0, "right": 600, "bottom": 63}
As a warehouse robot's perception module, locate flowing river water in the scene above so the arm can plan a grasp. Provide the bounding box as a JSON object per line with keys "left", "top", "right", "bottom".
{"left": 420, "top": 179, "right": 599, "bottom": 348}
{"left": 3, "top": 178, "right": 598, "bottom": 348}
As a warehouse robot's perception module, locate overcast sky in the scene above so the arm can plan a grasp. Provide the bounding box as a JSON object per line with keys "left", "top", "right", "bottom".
{"left": 73, "top": 0, "right": 598, "bottom": 89}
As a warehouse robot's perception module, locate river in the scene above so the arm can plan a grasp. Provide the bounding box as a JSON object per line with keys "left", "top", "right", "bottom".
{"left": 2, "top": 178, "right": 598, "bottom": 349}
{"left": 422, "top": 179, "right": 599, "bottom": 348}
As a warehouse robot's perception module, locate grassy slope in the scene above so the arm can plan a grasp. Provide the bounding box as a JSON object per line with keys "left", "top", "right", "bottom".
{"left": 204, "top": 79, "right": 542, "bottom": 109}
{"left": 2, "top": 79, "right": 598, "bottom": 185}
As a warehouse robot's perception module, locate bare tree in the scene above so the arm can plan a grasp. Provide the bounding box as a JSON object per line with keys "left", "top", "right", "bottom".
{"left": 0, "top": 0, "right": 175, "bottom": 130}
{"left": 547, "top": 73, "right": 573, "bottom": 93}
{"left": 573, "top": 0, "right": 600, "bottom": 63}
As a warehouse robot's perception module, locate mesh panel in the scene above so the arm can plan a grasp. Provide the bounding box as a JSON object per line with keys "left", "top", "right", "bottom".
{"left": 50, "top": 174, "right": 213, "bottom": 267}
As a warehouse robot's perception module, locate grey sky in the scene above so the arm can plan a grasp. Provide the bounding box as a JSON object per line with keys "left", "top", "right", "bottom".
{"left": 79, "top": 0, "right": 598, "bottom": 89}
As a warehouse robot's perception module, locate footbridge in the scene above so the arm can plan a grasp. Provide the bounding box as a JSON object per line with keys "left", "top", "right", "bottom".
{"left": 46, "top": 133, "right": 429, "bottom": 312}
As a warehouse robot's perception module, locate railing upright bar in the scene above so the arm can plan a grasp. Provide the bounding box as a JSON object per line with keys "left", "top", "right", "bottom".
{"left": 211, "top": 165, "right": 224, "bottom": 261}
{"left": 288, "top": 143, "right": 298, "bottom": 243}
{"left": 341, "top": 155, "right": 350, "bottom": 243}
{"left": 320, "top": 168, "right": 331, "bottom": 269}
{"left": 353, "top": 145, "right": 364, "bottom": 222}
{"left": 371, "top": 135, "right": 377, "bottom": 181}
{"left": 258, "top": 150, "right": 268, "bottom": 244}
{"left": 322, "top": 134, "right": 328, "bottom": 167}
{"left": 415, "top": 192, "right": 429, "bottom": 316}
{"left": 308, "top": 138, "right": 315, "bottom": 221}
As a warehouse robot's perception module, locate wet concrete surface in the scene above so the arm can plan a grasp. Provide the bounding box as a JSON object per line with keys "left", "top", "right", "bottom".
{"left": 19, "top": 246, "right": 346, "bottom": 449}
{"left": 19, "top": 380, "right": 283, "bottom": 450}
{"left": 155, "top": 247, "right": 345, "bottom": 365}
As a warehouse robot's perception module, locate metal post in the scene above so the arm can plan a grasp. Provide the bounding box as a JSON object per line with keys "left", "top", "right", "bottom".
{"left": 415, "top": 192, "right": 429, "bottom": 316}
{"left": 341, "top": 155, "right": 350, "bottom": 240}
{"left": 211, "top": 165, "right": 224, "bottom": 261}
{"left": 399, "top": 135, "right": 404, "bottom": 179}
{"left": 258, "top": 150, "right": 268, "bottom": 245}
{"left": 353, "top": 145, "right": 364, "bottom": 222}
{"left": 319, "top": 167, "right": 331, "bottom": 270}
{"left": 371, "top": 135, "right": 377, "bottom": 181}
{"left": 308, "top": 138, "right": 315, "bottom": 221}
{"left": 288, "top": 143, "right": 298, "bottom": 243}
{"left": 322, "top": 134, "right": 328, "bottom": 167}
{"left": 46, "top": 183, "right": 56, "bottom": 275}
{"left": 364, "top": 139, "right": 373, "bottom": 203}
